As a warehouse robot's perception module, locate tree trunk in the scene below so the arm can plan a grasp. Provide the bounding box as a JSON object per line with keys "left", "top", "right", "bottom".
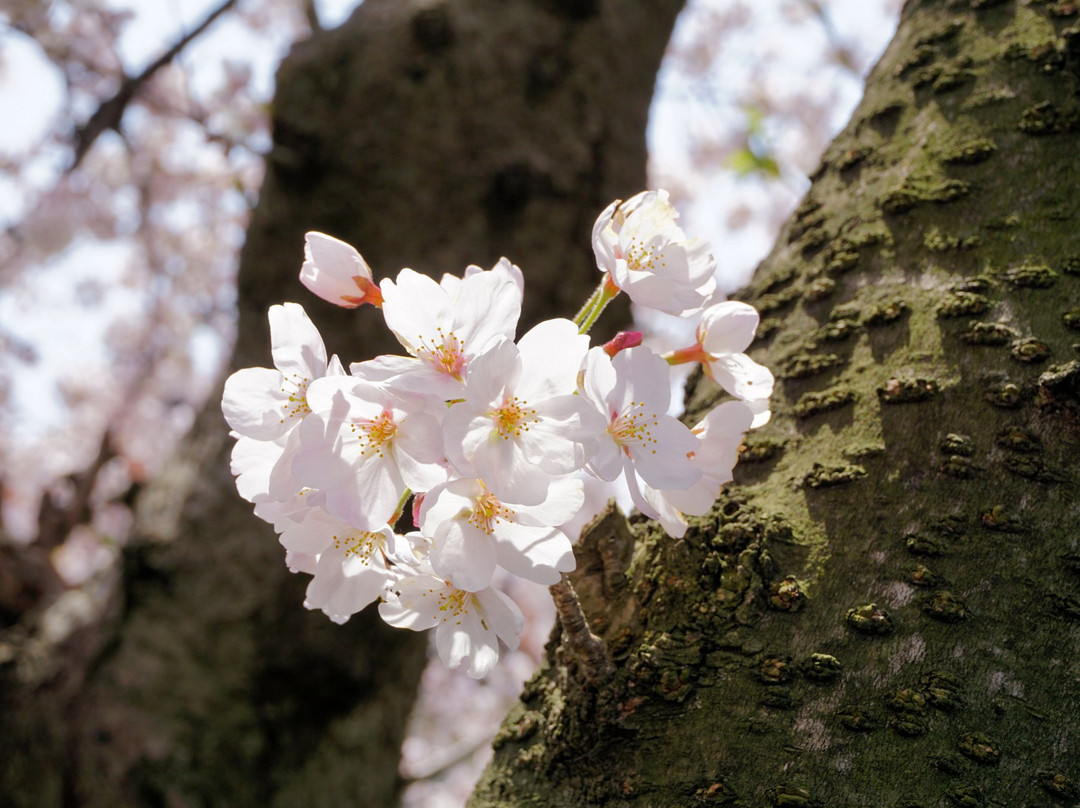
{"left": 471, "top": 1, "right": 1080, "bottom": 805}
{"left": 0, "top": 1, "right": 685, "bottom": 806}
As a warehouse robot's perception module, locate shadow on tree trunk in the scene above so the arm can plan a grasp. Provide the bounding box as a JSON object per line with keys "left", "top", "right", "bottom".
{"left": 0, "top": 1, "right": 688, "bottom": 805}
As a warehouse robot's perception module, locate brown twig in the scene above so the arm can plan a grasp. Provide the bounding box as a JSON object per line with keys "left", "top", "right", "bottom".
{"left": 549, "top": 574, "right": 614, "bottom": 685}
{"left": 303, "top": 0, "right": 322, "bottom": 33}
{"left": 35, "top": 429, "right": 115, "bottom": 551}
{"left": 69, "top": 0, "right": 238, "bottom": 170}
{"left": 797, "top": 0, "right": 860, "bottom": 76}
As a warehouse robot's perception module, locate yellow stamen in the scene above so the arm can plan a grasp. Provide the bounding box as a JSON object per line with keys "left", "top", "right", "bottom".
{"left": 491, "top": 395, "right": 538, "bottom": 440}
{"left": 280, "top": 372, "right": 312, "bottom": 422}
{"left": 350, "top": 409, "right": 397, "bottom": 458}
{"left": 331, "top": 530, "right": 384, "bottom": 562}
{"left": 416, "top": 327, "right": 467, "bottom": 379}
{"left": 467, "top": 490, "right": 514, "bottom": 535}
{"left": 610, "top": 400, "right": 660, "bottom": 455}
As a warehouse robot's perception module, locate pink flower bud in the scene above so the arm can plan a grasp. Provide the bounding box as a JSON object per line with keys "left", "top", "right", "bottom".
{"left": 300, "top": 232, "right": 383, "bottom": 308}
{"left": 411, "top": 492, "right": 426, "bottom": 528}
{"left": 602, "top": 330, "right": 643, "bottom": 357}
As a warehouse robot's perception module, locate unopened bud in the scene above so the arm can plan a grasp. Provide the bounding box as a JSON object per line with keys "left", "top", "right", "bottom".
{"left": 602, "top": 330, "right": 643, "bottom": 357}
{"left": 411, "top": 492, "right": 426, "bottom": 527}
{"left": 301, "top": 231, "right": 383, "bottom": 308}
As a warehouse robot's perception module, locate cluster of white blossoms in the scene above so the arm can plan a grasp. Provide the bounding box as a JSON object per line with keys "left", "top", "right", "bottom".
{"left": 222, "top": 190, "right": 773, "bottom": 678}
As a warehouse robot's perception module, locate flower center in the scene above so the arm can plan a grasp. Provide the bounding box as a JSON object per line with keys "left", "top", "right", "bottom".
{"left": 624, "top": 236, "right": 666, "bottom": 274}
{"left": 331, "top": 530, "right": 383, "bottom": 562}
{"left": 492, "top": 395, "right": 538, "bottom": 439}
{"left": 416, "top": 327, "right": 467, "bottom": 380}
{"left": 467, "top": 491, "right": 514, "bottom": 535}
{"left": 350, "top": 409, "right": 397, "bottom": 457}
{"left": 280, "top": 372, "right": 312, "bottom": 423}
{"left": 437, "top": 587, "right": 474, "bottom": 623}
{"left": 610, "top": 400, "right": 659, "bottom": 454}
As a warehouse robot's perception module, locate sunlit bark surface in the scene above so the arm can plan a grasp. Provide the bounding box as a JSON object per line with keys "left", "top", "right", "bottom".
{"left": 472, "top": 1, "right": 1080, "bottom": 805}
{"left": 0, "top": 1, "right": 685, "bottom": 805}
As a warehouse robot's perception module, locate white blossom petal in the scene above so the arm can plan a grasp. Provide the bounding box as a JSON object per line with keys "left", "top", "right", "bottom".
{"left": 494, "top": 522, "right": 575, "bottom": 585}
{"left": 230, "top": 435, "right": 283, "bottom": 502}
{"left": 269, "top": 302, "right": 328, "bottom": 381}
{"left": 222, "top": 367, "right": 296, "bottom": 440}
{"left": 300, "top": 232, "right": 378, "bottom": 308}
{"left": 451, "top": 259, "right": 523, "bottom": 351}
{"left": 706, "top": 352, "right": 775, "bottom": 402}
{"left": 592, "top": 190, "right": 716, "bottom": 315}
{"left": 515, "top": 318, "right": 589, "bottom": 401}
{"left": 698, "top": 301, "right": 760, "bottom": 355}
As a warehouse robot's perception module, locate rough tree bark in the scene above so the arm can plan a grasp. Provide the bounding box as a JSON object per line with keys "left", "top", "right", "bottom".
{"left": 0, "top": 1, "right": 684, "bottom": 806}
{"left": 471, "top": 1, "right": 1080, "bottom": 806}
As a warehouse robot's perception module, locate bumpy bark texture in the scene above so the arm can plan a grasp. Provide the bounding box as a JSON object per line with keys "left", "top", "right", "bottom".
{"left": 0, "top": 1, "right": 684, "bottom": 806}
{"left": 472, "top": 1, "right": 1080, "bottom": 806}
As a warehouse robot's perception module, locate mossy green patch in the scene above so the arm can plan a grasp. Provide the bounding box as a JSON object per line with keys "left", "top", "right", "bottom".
{"left": 924, "top": 229, "right": 981, "bottom": 251}
{"left": 863, "top": 298, "right": 910, "bottom": 325}
{"left": 1000, "top": 263, "right": 1057, "bottom": 288}
{"left": 940, "top": 137, "right": 996, "bottom": 165}
{"left": 880, "top": 178, "right": 970, "bottom": 214}
{"left": 1010, "top": 337, "right": 1051, "bottom": 363}
{"left": 801, "top": 462, "right": 867, "bottom": 488}
{"left": 936, "top": 291, "right": 990, "bottom": 317}
{"left": 1019, "top": 101, "right": 1079, "bottom": 135}
{"left": 878, "top": 376, "right": 939, "bottom": 403}
{"left": 916, "top": 19, "right": 965, "bottom": 47}
{"left": 845, "top": 603, "right": 893, "bottom": 634}
{"left": 778, "top": 352, "right": 843, "bottom": 379}
{"left": 794, "top": 387, "right": 857, "bottom": 419}
{"left": 959, "top": 321, "right": 1016, "bottom": 345}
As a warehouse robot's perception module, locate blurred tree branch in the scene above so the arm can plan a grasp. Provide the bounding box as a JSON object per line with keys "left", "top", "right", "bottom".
{"left": 69, "top": 0, "right": 238, "bottom": 170}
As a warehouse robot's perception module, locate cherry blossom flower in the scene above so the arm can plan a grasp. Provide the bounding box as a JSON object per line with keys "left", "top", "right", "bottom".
{"left": 229, "top": 434, "right": 284, "bottom": 504}
{"left": 353, "top": 260, "right": 523, "bottom": 399}
{"left": 279, "top": 509, "right": 413, "bottom": 624}
{"left": 379, "top": 563, "right": 524, "bottom": 679}
{"left": 591, "top": 189, "right": 717, "bottom": 315}
{"left": 299, "top": 231, "right": 383, "bottom": 308}
{"left": 222, "top": 302, "right": 343, "bottom": 441}
{"left": 222, "top": 304, "right": 346, "bottom": 509}
{"left": 443, "top": 318, "right": 604, "bottom": 505}
{"left": 285, "top": 551, "right": 318, "bottom": 576}
{"left": 697, "top": 301, "right": 774, "bottom": 403}
{"left": 666, "top": 300, "right": 774, "bottom": 426}
{"left": 223, "top": 195, "right": 774, "bottom": 678}
{"left": 579, "top": 345, "right": 701, "bottom": 518}
{"left": 292, "top": 376, "right": 446, "bottom": 530}
{"left": 419, "top": 476, "right": 580, "bottom": 591}
{"left": 252, "top": 487, "right": 319, "bottom": 534}
{"left": 439, "top": 258, "right": 524, "bottom": 300}
{"left": 639, "top": 400, "right": 754, "bottom": 538}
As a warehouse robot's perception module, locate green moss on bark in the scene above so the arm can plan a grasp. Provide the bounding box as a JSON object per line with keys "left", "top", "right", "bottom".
{"left": 471, "top": 1, "right": 1080, "bottom": 805}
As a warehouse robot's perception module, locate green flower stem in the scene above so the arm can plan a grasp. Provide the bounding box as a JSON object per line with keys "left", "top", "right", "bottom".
{"left": 573, "top": 273, "right": 621, "bottom": 335}
{"left": 572, "top": 283, "right": 604, "bottom": 328}
{"left": 390, "top": 488, "right": 412, "bottom": 526}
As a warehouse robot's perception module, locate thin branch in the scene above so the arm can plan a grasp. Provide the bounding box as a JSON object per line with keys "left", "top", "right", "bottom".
{"left": 797, "top": 0, "right": 860, "bottom": 76}
{"left": 303, "top": 0, "right": 322, "bottom": 33}
{"left": 549, "top": 574, "right": 614, "bottom": 685}
{"left": 35, "top": 429, "right": 116, "bottom": 551}
{"left": 0, "top": 541, "right": 65, "bottom": 625}
{"left": 68, "top": 0, "right": 238, "bottom": 170}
